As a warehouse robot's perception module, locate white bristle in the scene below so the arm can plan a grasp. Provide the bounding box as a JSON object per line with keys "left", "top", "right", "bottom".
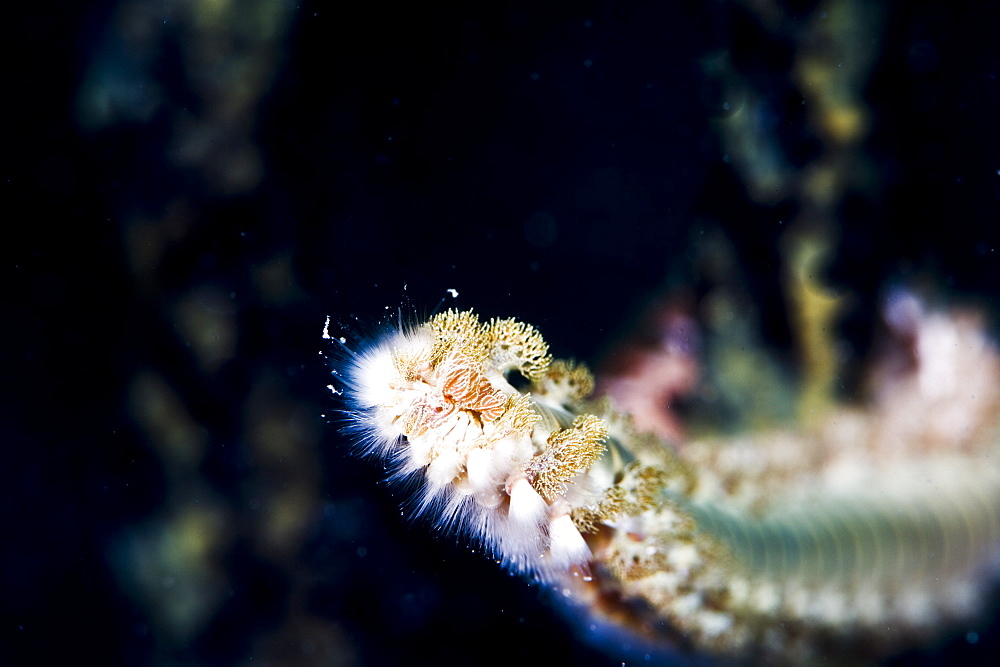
{"left": 547, "top": 514, "right": 591, "bottom": 567}
{"left": 465, "top": 448, "right": 505, "bottom": 508}
{"left": 426, "top": 448, "right": 462, "bottom": 490}
{"left": 508, "top": 477, "right": 548, "bottom": 528}
{"left": 404, "top": 433, "right": 433, "bottom": 469}
{"left": 351, "top": 340, "right": 404, "bottom": 408}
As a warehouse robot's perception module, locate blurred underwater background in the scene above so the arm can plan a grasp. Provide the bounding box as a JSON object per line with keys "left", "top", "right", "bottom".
{"left": 5, "top": 0, "right": 1000, "bottom": 664}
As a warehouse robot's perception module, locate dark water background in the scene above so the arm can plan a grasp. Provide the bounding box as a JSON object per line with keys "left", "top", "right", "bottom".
{"left": 4, "top": 1, "right": 1000, "bottom": 664}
